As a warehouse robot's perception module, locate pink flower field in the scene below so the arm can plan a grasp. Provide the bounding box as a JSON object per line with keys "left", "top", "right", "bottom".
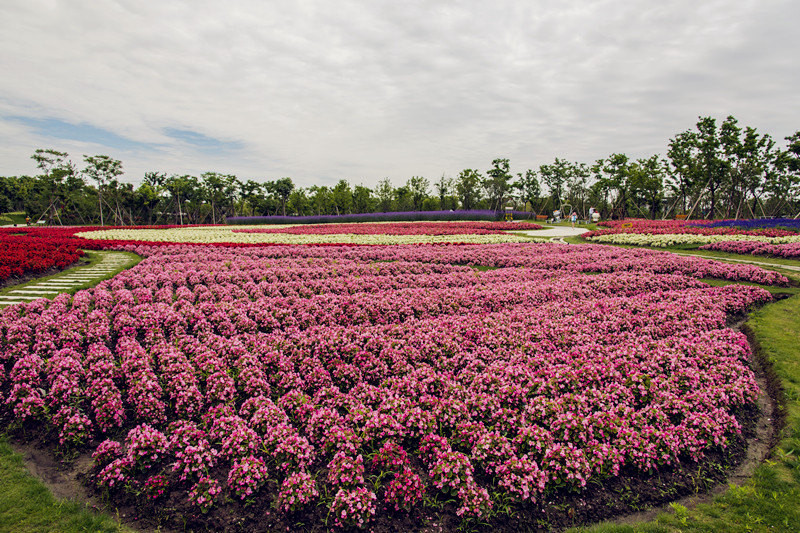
{"left": 0, "top": 241, "right": 787, "bottom": 530}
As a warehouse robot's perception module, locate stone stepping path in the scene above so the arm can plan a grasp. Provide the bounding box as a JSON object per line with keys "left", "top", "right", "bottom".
{"left": 0, "top": 251, "right": 137, "bottom": 308}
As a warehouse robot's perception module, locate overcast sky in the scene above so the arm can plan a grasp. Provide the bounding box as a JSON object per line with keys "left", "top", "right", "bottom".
{"left": 1, "top": 0, "right": 798, "bottom": 188}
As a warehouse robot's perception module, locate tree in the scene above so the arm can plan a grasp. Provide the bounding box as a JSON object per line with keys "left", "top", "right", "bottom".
{"left": 83, "top": 155, "right": 123, "bottom": 226}
{"left": 514, "top": 169, "right": 541, "bottom": 214}
{"left": 456, "top": 169, "right": 482, "bottom": 210}
{"left": 628, "top": 156, "right": 666, "bottom": 219}
{"left": 406, "top": 176, "right": 430, "bottom": 211}
{"left": 272, "top": 177, "right": 294, "bottom": 217}
{"left": 308, "top": 185, "right": 334, "bottom": 216}
{"left": 786, "top": 131, "right": 800, "bottom": 176}
{"left": 203, "top": 172, "right": 240, "bottom": 222}
{"left": 666, "top": 130, "right": 697, "bottom": 216}
{"left": 332, "top": 180, "right": 353, "bottom": 215}
{"left": 772, "top": 132, "right": 800, "bottom": 217}
{"left": 0, "top": 176, "right": 30, "bottom": 213}
{"left": 719, "top": 117, "right": 779, "bottom": 218}
{"left": 165, "top": 174, "right": 196, "bottom": 224}
{"left": 0, "top": 177, "right": 12, "bottom": 214}
{"left": 239, "top": 179, "right": 263, "bottom": 217}
{"left": 484, "top": 158, "right": 513, "bottom": 212}
{"left": 693, "top": 116, "right": 726, "bottom": 218}
{"left": 592, "top": 154, "right": 631, "bottom": 219}
{"left": 393, "top": 185, "right": 413, "bottom": 212}
{"left": 31, "top": 149, "right": 77, "bottom": 224}
{"left": 352, "top": 184, "right": 374, "bottom": 214}
{"left": 133, "top": 182, "right": 160, "bottom": 224}
{"left": 565, "top": 162, "right": 591, "bottom": 216}
{"left": 539, "top": 158, "right": 573, "bottom": 210}
{"left": 374, "top": 178, "right": 394, "bottom": 212}
{"left": 434, "top": 174, "right": 455, "bottom": 210}
{"left": 287, "top": 188, "right": 311, "bottom": 216}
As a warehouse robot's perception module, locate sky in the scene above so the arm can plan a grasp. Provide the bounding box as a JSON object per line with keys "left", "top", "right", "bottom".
{"left": 1, "top": 0, "right": 798, "bottom": 189}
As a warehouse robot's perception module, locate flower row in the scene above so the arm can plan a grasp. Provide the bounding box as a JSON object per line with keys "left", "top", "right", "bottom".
{"left": 234, "top": 221, "right": 542, "bottom": 236}
{"left": 699, "top": 240, "right": 800, "bottom": 259}
{"left": 586, "top": 232, "right": 800, "bottom": 248}
{"left": 111, "top": 242, "right": 789, "bottom": 287}
{"left": 76, "top": 226, "right": 535, "bottom": 245}
{"left": 592, "top": 219, "right": 800, "bottom": 237}
{"left": 700, "top": 218, "right": 800, "bottom": 231}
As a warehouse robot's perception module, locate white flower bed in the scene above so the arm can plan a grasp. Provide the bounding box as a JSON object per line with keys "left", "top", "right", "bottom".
{"left": 76, "top": 227, "right": 534, "bottom": 245}
{"left": 586, "top": 233, "right": 800, "bottom": 247}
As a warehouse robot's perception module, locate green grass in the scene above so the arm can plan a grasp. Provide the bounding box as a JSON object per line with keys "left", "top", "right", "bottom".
{"left": 0, "top": 437, "right": 128, "bottom": 533}
{"left": 0, "top": 212, "right": 28, "bottom": 226}
{"left": 0, "top": 251, "right": 141, "bottom": 306}
{"left": 672, "top": 249, "right": 800, "bottom": 269}
{"left": 697, "top": 278, "right": 800, "bottom": 297}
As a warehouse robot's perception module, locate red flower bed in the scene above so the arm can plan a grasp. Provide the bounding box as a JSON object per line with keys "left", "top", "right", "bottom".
{"left": 234, "top": 221, "right": 542, "bottom": 235}
{"left": 0, "top": 225, "right": 206, "bottom": 282}
{"left": 0, "top": 231, "right": 84, "bottom": 282}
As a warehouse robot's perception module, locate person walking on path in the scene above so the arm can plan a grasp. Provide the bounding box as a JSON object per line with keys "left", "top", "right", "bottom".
{"left": 570, "top": 211, "right": 577, "bottom": 229}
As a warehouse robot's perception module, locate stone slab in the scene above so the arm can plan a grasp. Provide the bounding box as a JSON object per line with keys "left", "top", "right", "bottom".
{"left": 10, "top": 289, "right": 59, "bottom": 294}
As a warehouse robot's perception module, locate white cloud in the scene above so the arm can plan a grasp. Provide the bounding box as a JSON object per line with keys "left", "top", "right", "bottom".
{"left": 1, "top": 0, "right": 798, "bottom": 187}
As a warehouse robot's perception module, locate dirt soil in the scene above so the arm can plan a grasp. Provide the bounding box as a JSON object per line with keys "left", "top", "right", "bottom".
{"left": 4, "top": 317, "right": 783, "bottom": 533}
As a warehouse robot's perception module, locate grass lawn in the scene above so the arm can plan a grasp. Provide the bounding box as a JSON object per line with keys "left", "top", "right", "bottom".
{"left": 0, "top": 438, "right": 130, "bottom": 533}
{"left": 0, "top": 212, "right": 28, "bottom": 226}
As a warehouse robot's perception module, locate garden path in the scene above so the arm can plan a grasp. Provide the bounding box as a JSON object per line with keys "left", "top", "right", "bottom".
{"left": 517, "top": 225, "right": 589, "bottom": 243}
{"left": 0, "top": 251, "right": 136, "bottom": 307}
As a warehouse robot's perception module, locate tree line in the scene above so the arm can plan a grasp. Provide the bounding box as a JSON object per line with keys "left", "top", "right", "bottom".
{"left": 1, "top": 115, "right": 798, "bottom": 225}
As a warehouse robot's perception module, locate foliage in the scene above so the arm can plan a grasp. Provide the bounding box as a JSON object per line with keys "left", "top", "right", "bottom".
{"left": 4, "top": 120, "right": 799, "bottom": 226}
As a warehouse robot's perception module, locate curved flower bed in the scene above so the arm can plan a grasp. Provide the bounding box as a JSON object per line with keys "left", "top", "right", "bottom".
{"left": 233, "top": 221, "right": 542, "bottom": 235}
{"left": 0, "top": 242, "right": 783, "bottom": 530}
{"left": 699, "top": 240, "right": 800, "bottom": 260}
{"left": 76, "top": 226, "right": 534, "bottom": 245}
{"left": 0, "top": 225, "right": 214, "bottom": 253}
{"left": 586, "top": 232, "right": 800, "bottom": 248}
